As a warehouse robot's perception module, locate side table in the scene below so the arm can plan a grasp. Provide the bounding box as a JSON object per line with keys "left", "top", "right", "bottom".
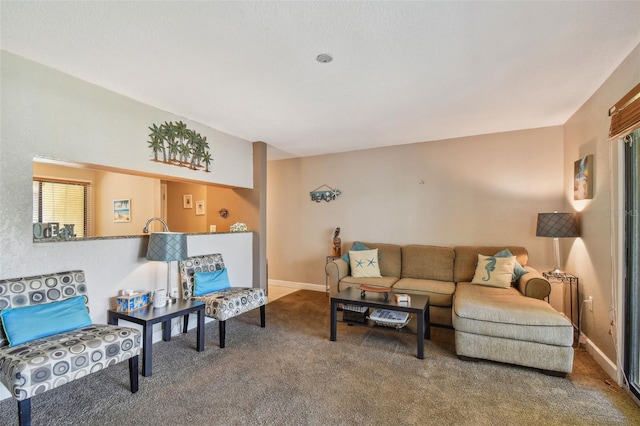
{"left": 543, "top": 272, "right": 579, "bottom": 333}
{"left": 108, "top": 299, "right": 205, "bottom": 376}
{"left": 325, "top": 255, "right": 341, "bottom": 295}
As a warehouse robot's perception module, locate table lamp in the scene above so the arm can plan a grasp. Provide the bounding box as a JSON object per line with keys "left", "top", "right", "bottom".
{"left": 144, "top": 218, "right": 187, "bottom": 306}
{"left": 536, "top": 212, "right": 579, "bottom": 276}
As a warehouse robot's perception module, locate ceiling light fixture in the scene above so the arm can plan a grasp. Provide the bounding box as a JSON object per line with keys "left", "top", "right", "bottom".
{"left": 316, "top": 53, "right": 333, "bottom": 64}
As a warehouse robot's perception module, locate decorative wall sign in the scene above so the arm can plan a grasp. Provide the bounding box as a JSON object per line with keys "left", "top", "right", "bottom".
{"left": 574, "top": 154, "right": 594, "bottom": 200}
{"left": 113, "top": 199, "right": 131, "bottom": 222}
{"left": 310, "top": 184, "right": 341, "bottom": 202}
{"left": 33, "top": 222, "right": 76, "bottom": 239}
{"left": 147, "top": 121, "right": 213, "bottom": 172}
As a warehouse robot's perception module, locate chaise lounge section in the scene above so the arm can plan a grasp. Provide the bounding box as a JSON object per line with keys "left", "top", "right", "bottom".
{"left": 452, "top": 246, "right": 574, "bottom": 375}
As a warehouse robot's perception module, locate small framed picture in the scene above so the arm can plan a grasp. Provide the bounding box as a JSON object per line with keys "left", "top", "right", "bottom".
{"left": 195, "top": 200, "right": 206, "bottom": 216}
{"left": 113, "top": 199, "right": 131, "bottom": 222}
{"left": 183, "top": 194, "right": 193, "bottom": 209}
{"left": 574, "top": 154, "right": 594, "bottom": 200}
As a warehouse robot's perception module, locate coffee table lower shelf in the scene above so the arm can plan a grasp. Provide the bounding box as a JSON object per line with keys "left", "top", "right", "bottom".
{"left": 330, "top": 288, "right": 430, "bottom": 359}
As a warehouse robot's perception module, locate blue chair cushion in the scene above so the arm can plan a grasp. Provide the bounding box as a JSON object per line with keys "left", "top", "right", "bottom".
{"left": 194, "top": 269, "right": 231, "bottom": 296}
{"left": 0, "top": 296, "right": 91, "bottom": 346}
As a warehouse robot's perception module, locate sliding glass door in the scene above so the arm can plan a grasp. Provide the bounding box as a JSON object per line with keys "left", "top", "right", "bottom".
{"left": 624, "top": 129, "right": 639, "bottom": 400}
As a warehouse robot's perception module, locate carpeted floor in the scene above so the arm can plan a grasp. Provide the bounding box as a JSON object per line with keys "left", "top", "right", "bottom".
{"left": 1, "top": 290, "right": 639, "bottom": 425}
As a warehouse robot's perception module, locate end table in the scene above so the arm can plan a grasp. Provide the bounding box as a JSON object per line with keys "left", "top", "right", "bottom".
{"left": 108, "top": 299, "right": 205, "bottom": 376}
{"left": 543, "top": 271, "right": 579, "bottom": 334}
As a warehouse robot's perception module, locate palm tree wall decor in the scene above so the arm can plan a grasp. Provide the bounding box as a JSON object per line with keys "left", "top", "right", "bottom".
{"left": 147, "top": 121, "right": 213, "bottom": 172}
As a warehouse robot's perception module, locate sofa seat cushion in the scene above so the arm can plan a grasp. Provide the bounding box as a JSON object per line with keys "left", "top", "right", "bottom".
{"left": 194, "top": 287, "right": 267, "bottom": 321}
{"left": 0, "top": 324, "right": 141, "bottom": 401}
{"left": 453, "top": 282, "right": 573, "bottom": 347}
{"left": 392, "top": 278, "right": 455, "bottom": 307}
{"left": 340, "top": 276, "right": 399, "bottom": 290}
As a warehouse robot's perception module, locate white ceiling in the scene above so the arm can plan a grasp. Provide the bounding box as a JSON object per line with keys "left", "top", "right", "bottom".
{"left": 2, "top": 1, "right": 640, "bottom": 160}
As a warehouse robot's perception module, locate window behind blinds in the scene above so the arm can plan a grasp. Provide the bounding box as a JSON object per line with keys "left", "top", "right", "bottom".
{"left": 32, "top": 179, "right": 92, "bottom": 238}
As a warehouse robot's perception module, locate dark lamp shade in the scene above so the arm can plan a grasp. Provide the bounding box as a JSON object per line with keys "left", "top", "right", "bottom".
{"left": 536, "top": 213, "right": 579, "bottom": 238}
{"left": 146, "top": 232, "right": 188, "bottom": 261}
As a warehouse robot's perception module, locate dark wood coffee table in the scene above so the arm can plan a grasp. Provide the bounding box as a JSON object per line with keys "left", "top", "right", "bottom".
{"left": 330, "top": 287, "right": 430, "bottom": 359}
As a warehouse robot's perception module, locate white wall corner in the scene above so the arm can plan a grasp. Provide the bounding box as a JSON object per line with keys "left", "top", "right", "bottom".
{"left": 580, "top": 333, "right": 619, "bottom": 384}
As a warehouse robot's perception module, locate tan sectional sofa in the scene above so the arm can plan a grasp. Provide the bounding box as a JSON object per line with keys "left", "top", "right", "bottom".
{"left": 325, "top": 242, "right": 574, "bottom": 375}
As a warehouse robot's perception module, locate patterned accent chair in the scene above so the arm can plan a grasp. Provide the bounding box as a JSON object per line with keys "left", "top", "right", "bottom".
{"left": 179, "top": 254, "right": 267, "bottom": 348}
{"left": 0, "top": 271, "right": 141, "bottom": 426}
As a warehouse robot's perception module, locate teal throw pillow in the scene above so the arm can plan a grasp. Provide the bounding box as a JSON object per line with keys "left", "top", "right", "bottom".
{"left": 194, "top": 269, "right": 231, "bottom": 296}
{"left": 494, "top": 249, "right": 529, "bottom": 281}
{"left": 0, "top": 296, "right": 91, "bottom": 347}
{"left": 341, "top": 241, "right": 374, "bottom": 264}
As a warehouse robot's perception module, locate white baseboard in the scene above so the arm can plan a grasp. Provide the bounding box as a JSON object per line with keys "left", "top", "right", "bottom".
{"left": 268, "top": 279, "right": 324, "bottom": 292}
{"left": 580, "top": 333, "right": 618, "bottom": 382}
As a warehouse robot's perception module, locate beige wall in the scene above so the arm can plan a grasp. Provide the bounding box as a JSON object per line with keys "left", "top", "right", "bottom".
{"left": 563, "top": 43, "right": 640, "bottom": 368}
{"left": 166, "top": 181, "right": 208, "bottom": 233}
{"left": 95, "top": 170, "right": 160, "bottom": 236}
{"left": 267, "top": 126, "right": 565, "bottom": 287}
{"left": 205, "top": 186, "right": 254, "bottom": 232}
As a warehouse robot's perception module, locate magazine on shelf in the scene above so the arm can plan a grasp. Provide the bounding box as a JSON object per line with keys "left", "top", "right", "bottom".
{"left": 368, "top": 308, "right": 409, "bottom": 324}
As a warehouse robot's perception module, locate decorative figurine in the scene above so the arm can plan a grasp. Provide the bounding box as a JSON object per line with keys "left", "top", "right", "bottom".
{"left": 332, "top": 227, "right": 342, "bottom": 257}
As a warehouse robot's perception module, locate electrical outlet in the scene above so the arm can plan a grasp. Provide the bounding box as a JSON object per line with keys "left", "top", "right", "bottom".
{"left": 587, "top": 296, "right": 593, "bottom": 312}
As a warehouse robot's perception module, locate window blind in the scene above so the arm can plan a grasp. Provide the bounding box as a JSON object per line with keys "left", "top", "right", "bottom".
{"left": 33, "top": 179, "right": 92, "bottom": 238}
{"left": 609, "top": 82, "right": 640, "bottom": 139}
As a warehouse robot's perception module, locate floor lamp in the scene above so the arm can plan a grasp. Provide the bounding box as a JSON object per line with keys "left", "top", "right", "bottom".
{"left": 536, "top": 212, "right": 580, "bottom": 276}
{"left": 145, "top": 220, "right": 187, "bottom": 307}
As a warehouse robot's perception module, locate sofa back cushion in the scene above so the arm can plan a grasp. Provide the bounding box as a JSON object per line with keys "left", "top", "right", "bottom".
{"left": 358, "top": 242, "right": 402, "bottom": 277}
{"left": 401, "top": 245, "right": 455, "bottom": 282}
{"left": 453, "top": 246, "right": 528, "bottom": 283}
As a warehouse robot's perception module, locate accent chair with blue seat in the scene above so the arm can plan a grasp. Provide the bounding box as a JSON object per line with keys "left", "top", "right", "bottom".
{"left": 179, "top": 254, "right": 267, "bottom": 348}
{"left": 0, "top": 270, "right": 141, "bottom": 426}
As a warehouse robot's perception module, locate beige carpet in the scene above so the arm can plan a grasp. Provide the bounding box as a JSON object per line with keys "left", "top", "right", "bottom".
{"left": 1, "top": 290, "right": 639, "bottom": 425}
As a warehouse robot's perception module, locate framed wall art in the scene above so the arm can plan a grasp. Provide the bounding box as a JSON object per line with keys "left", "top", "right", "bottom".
{"left": 574, "top": 154, "right": 594, "bottom": 200}
{"left": 195, "top": 200, "right": 206, "bottom": 216}
{"left": 113, "top": 199, "right": 131, "bottom": 222}
{"left": 183, "top": 194, "right": 193, "bottom": 209}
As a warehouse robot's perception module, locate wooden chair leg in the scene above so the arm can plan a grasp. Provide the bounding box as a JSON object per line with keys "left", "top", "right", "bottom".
{"left": 18, "top": 398, "right": 31, "bottom": 426}
{"left": 219, "top": 320, "right": 226, "bottom": 348}
{"left": 260, "top": 305, "right": 266, "bottom": 327}
{"left": 129, "top": 356, "right": 139, "bottom": 393}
